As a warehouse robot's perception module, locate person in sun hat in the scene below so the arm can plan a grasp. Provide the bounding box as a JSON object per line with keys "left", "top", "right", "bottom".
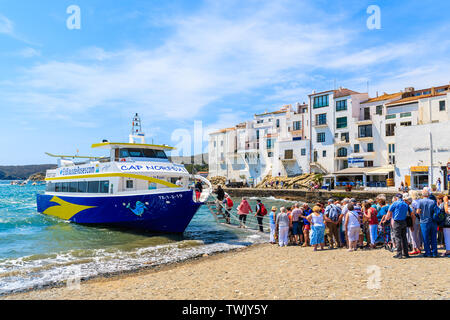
{"left": 269, "top": 206, "right": 278, "bottom": 244}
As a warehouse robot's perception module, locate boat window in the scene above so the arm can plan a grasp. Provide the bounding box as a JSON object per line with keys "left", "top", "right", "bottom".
{"left": 50, "top": 181, "right": 110, "bottom": 194}
{"left": 69, "top": 182, "right": 78, "bottom": 193}
{"left": 143, "top": 149, "right": 156, "bottom": 158}
{"left": 153, "top": 150, "right": 167, "bottom": 159}
{"left": 119, "top": 149, "right": 130, "bottom": 158}
{"left": 99, "top": 181, "right": 109, "bottom": 193}
{"left": 120, "top": 148, "right": 168, "bottom": 159}
{"left": 88, "top": 181, "right": 100, "bottom": 193}
{"left": 78, "top": 181, "right": 88, "bottom": 193}
{"left": 126, "top": 180, "right": 134, "bottom": 189}
{"left": 46, "top": 182, "right": 55, "bottom": 192}
{"left": 128, "top": 149, "right": 143, "bottom": 157}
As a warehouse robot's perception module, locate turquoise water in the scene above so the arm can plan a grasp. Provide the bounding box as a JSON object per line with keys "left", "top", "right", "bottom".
{"left": 0, "top": 181, "right": 295, "bottom": 294}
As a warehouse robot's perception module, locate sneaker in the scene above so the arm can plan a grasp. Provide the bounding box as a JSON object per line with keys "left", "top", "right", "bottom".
{"left": 402, "top": 255, "right": 410, "bottom": 259}
{"left": 393, "top": 254, "right": 403, "bottom": 259}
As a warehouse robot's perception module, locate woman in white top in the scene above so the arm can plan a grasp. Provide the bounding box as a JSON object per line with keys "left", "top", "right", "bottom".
{"left": 307, "top": 206, "right": 331, "bottom": 251}
{"left": 345, "top": 203, "right": 361, "bottom": 252}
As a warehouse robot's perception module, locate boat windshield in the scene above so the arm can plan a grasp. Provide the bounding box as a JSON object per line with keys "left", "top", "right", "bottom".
{"left": 119, "top": 148, "right": 168, "bottom": 160}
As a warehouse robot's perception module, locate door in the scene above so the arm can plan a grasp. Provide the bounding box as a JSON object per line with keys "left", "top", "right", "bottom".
{"left": 364, "top": 108, "right": 370, "bottom": 120}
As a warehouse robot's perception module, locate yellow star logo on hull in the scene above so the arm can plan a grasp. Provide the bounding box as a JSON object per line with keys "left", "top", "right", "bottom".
{"left": 43, "top": 196, "right": 97, "bottom": 220}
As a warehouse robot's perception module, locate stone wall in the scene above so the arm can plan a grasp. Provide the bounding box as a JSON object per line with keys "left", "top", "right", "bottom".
{"left": 224, "top": 187, "right": 398, "bottom": 204}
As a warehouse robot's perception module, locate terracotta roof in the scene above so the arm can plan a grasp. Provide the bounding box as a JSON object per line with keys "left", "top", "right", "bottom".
{"left": 210, "top": 127, "right": 236, "bottom": 135}
{"left": 334, "top": 88, "right": 361, "bottom": 98}
{"left": 361, "top": 92, "right": 402, "bottom": 104}
{"left": 385, "top": 93, "right": 446, "bottom": 107}
{"left": 255, "top": 110, "right": 287, "bottom": 117}
{"left": 308, "top": 88, "right": 360, "bottom": 98}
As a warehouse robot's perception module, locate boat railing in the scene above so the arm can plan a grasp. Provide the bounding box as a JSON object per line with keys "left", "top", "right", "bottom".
{"left": 193, "top": 175, "right": 212, "bottom": 203}
{"left": 205, "top": 196, "right": 270, "bottom": 234}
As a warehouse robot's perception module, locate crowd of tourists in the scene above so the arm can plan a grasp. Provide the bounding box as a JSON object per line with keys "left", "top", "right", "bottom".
{"left": 227, "top": 187, "right": 450, "bottom": 258}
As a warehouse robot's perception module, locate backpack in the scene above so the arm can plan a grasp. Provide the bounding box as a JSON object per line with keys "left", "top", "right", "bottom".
{"left": 328, "top": 205, "right": 341, "bottom": 222}
{"left": 433, "top": 204, "right": 446, "bottom": 225}
{"left": 259, "top": 203, "right": 268, "bottom": 216}
{"left": 226, "top": 197, "right": 234, "bottom": 208}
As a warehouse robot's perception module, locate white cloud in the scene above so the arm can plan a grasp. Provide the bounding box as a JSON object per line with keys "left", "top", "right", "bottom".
{"left": 18, "top": 47, "right": 41, "bottom": 58}
{"left": 2, "top": 1, "right": 450, "bottom": 128}
{"left": 0, "top": 14, "right": 14, "bottom": 36}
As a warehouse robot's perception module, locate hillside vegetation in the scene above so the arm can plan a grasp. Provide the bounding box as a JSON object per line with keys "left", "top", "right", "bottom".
{"left": 0, "top": 165, "right": 56, "bottom": 180}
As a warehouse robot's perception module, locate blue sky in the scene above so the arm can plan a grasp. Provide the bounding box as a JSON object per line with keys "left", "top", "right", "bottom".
{"left": 1, "top": 0, "right": 450, "bottom": 165}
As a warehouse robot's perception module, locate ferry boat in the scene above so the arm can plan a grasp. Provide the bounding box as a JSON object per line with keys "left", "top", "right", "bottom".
{"left": 36, "top": 114, "right": 212, "bottom": 233}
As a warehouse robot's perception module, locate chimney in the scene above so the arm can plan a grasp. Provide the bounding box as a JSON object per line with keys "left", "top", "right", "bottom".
{"left": 376, "top": 91, "right": 378, "bottom": 97}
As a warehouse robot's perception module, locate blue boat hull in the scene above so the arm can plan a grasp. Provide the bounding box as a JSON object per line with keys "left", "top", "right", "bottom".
{"left": 36, "top": 190, "right": 203, "bottom": 233}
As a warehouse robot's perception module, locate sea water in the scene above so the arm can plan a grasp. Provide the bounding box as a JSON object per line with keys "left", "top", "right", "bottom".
{"left": 0, "top": 181, "right": 296, "bottom": 295}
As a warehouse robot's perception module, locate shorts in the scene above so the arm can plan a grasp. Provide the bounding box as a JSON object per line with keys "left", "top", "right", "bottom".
{"left": 292, "top": 221, "right": 301, "bottom": 235}
{"left": 348, "top": 227, "right": 360, "bottom": 242}
{"left": 303, "top": 224, "right": 310, "bottom": 231}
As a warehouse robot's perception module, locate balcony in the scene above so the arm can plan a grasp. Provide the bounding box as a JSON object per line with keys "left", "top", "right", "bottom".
{"left": 237, "top": 141, "right": 259, "bottom": 153}
{"left": 264, "top": 132, "right": 279, "bottom": 138}
{"left": 355, "top": 134, "right": 373, "bottom": 141}
{"left": 280, "top": 156, "right": 296, "bottom": 162}
{"left": 312, "top": 120, "right": 328, "bottom": 128}
{"left": 289, "top": 129, "right": 303, "bottom": 136}
{"left": 349, "top": 152, "right": 375, "bottom": 159}
{"left": 335, "top": 138, "right": 350, "bottom": 146}
{"left": 400, "top": 112, "right": 412, "bottom": 118}
{"left": 254, "top": 121, "right": 270, "bottom": 128}
{"left": 385, "top": 114, "right": 396, "bottom": 120}
{"left": 356, "top": 117, "right": 373, "bottom": 125}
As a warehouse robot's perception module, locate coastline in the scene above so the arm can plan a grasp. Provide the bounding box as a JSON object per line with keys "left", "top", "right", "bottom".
{"left": 3, "top": 243, "right": 449, "bottom": 300}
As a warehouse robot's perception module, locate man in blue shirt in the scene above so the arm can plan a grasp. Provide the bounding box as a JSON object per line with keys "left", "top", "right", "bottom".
{"left": 416, "top": 188, "right": 439, "bottom": 257}
{"left": 386, "top": 194, "right": 411, "bottom": 259}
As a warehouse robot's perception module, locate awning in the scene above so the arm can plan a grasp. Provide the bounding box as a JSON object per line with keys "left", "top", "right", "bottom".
{"left": 333, "top": 167, "right": 374, "bottom": 175}
{"left": 367, "top": 166, "right": 394, "bottom": 175}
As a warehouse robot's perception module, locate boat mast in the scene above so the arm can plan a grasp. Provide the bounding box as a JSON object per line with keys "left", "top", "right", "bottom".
{"left": 129, "top": 113, "right": 146, "bottom": 144}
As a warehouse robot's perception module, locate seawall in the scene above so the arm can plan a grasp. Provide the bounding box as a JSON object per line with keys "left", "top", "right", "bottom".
{"left": 223, "top": 188, "right": 398, "bottom": 203}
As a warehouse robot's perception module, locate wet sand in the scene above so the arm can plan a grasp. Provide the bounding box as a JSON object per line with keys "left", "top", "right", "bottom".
{"left": 3, "top": 244, "right": 449, "bottom": 300}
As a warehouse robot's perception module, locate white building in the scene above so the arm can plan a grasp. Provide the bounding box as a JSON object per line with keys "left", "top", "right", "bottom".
{"left": 208, "top": 83, "right": 450, "bottom": 190}
{"left": 308, "top": 88, "right": 369, "bottom": 175}
{"left": 395, "top": 121, "right": 450, "bottom": 191}
{"left": 208, "top": 104, "right": 311, "bottom": 185}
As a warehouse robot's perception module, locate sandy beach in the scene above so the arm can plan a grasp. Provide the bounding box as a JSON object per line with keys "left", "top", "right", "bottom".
{"left": 2, "top": 244, "right": 449, "bottom": 300}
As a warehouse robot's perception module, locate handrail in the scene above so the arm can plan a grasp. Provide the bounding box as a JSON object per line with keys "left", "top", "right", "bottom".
{"left": 206, "top": 197, "right": 271, "bottom": 233}
{"left": 193, "top": 175, "right": 212, "bottom": 203}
